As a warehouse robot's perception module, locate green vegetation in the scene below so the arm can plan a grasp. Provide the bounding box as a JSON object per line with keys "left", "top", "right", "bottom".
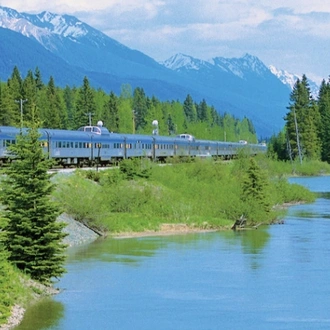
{"left": 0, "top": 122, "right": 68, "bottom": 326}
{"left": 0, "top": 66, "right": 258, "bottom": 143}
{"left": 0, "top": 122, "right": 67, "bottom": 283}
{"left": 0, "top": 65, "right": 327, "bottom": 327}
{"left": 53, "top": 155, "right": 316, "bottom": 233}
{"left": 269, "top": 75, "right": 330, "bottom": 164}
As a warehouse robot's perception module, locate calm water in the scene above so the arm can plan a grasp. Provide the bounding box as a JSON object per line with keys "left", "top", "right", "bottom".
{"left": 15, "top": 176, "right": 330, "bottom": 330}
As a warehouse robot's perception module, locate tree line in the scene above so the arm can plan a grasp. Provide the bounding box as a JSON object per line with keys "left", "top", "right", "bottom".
{"left": 0, "top": 66, "right": 257, "bottom": 142}
{"left": 269, "top": 74, "right": 330, "bottom": 163}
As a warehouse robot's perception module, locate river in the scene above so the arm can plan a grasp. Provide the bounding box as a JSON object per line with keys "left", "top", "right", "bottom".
{"left": 14, "top": 176, "right": 330, "bottom": 330}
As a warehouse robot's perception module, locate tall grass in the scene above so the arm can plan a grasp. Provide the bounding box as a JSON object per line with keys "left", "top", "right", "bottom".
{"left": 53, "top": 156, "right": 316, "bottom": 232}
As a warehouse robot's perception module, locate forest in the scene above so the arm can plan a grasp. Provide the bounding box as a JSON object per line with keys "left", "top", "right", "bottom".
{"left": 0, "top": 66, "right": 258, "bottom": 143}
{"left": 269, "top": 74, "right": 330, "bottom": 163}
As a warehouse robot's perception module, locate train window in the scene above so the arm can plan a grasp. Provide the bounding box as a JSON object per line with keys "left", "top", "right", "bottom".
{"left": 6, "top": 139, "right": 15, "bottom": 146}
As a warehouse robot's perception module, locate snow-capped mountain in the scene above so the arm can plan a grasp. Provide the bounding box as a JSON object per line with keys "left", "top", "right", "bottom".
{"left": 162, "top": 53, "right": 214, "bottom": 71}
{"left": 269, "top": 65, "right": 299, "bottom": 90}
{"left": 0, "top": 6, "right": 294, "bottom": 137}
{"left": 269, "top": 65, "right": 319, "bottom": 97}
{"left": 163, "top": 53, "right": 272, "bottom": 80}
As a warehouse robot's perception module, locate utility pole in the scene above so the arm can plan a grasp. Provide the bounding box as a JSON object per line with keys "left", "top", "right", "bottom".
{"left": 85, "top": 112, "right": 94, "bottom": 126}
{"left": 132, "top": 110, "right": 135, "bottom": 134}
{"left": 15, "top": 99, "right": 27, "bottom": 129}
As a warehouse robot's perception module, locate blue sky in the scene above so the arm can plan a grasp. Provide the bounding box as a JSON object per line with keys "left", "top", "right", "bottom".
{"left": 2, "top": 0, "right": 330, "bottom": 83}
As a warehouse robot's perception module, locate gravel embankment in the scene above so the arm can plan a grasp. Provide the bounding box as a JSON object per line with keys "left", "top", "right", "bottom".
{"left": 0, "top": 214, "right": 99, "bottom": 330}
{"left": 58, "top": 213, "right": 100, "bottom": 247}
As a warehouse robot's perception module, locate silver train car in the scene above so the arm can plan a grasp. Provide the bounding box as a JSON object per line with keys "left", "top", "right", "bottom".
{"left": 0, "top": 124, "right": 267, "bottom": 167}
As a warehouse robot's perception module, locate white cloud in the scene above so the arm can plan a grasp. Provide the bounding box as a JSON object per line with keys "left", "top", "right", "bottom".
{"left": 1, "top": 0, "right": 330, "bottom": 81}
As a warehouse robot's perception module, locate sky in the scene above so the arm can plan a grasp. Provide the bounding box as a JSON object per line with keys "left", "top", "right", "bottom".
{"left": 1, "top": 0, "right": 330, "bottom": 84}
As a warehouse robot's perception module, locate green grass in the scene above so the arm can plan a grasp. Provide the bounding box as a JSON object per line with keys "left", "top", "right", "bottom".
{"left": 53, "top": 156, "right": 317, "bottom": 233}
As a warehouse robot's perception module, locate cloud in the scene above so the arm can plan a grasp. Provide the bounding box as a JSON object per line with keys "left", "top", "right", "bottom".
{"left": 1, "top": 0, "right": 330, "bottom": 80}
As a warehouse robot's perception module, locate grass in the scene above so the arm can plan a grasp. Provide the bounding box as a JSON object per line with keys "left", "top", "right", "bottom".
{"left": 53, "top": 156, "right": 317, "bottom": 233}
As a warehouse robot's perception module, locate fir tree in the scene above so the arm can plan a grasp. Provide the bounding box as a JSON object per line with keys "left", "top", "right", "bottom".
{"left": 22, "top": 70, "right": 38, "bottom": 123}
{"left": 132, "top": 87, "right": 148, "bottom": 132}
{"left": 183, "top": 94, "right": 196, "bottom": 122}
{"left": 103, "top": 91, "right": 120, "bottom": 132}
{"left": 1, "top": 81, "right": 19, "bottom": 126}
{"left": 318, "top": 78, "right": 330, "bottom": 162}
{"left": 241, "top": 158, "right": 271, "bottom": 223}
{"left": 0, "top": 121, "right": 67, "bottom": 284}
{"left": 285, "top": 75, "right": 320, "bottom": 161}
{"left": 74, "top": 76, "right": 97, "bottom": 128}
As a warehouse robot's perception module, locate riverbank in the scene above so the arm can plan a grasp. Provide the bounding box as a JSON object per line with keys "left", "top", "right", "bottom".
{"left": 112, "top": 223, "right": 226, "bottom": 239}
{"left": 0, "top": 206, "right": 300, "bottom": 329}
{"left": 2, "top": 217, "right": 219, "bottom": 329}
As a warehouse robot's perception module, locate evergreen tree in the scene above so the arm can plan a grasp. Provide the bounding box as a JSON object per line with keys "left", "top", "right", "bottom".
{"left": 267, "top": 129, "right": 288, "bottom": 160}
{"left": 318, "top": 78, "right": 330, "bottom": 162}
{"left": 34, "top": 67, "right": 44, "bottom": 91}
{"left": 74, "top": 76, "right": 97, "bottom": 128}
{"left": 183, "top": 94, "right": 196, "bottom": 122}
{"left": 285, "top": 75, "right": 320, "bottom": 161}
{"left": 241, "top": 158, "right": 271, "bottom": 222}
{"left": 22, "top": 70, "right": 38, "bottom": 123}
{"left": 43, "top": 76, "right": 67, "bottom": 128}
{"left": 0, "top": 121, "right": 67, "bottom": 284}
{"left": 132, "top": 87, "right": 148, "bottom": 132}
{"left": 103, "top": 91, "right": 120, "bottom": 132}
{"left": 63, "top": 85, "right": 77, "bottom": 129}
{"left": 6, "top": 67, "right": 24, "bottom": 126}
{"left": 197, "top": 99, "right": 209, "bottom": 122}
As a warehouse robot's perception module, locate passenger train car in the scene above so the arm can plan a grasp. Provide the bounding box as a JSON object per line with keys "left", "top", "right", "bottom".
{"left": 0, "top": 123, "right": 267, "bottom": 167}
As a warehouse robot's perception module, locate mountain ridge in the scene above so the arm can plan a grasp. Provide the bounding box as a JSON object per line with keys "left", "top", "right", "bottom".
{"left": 0, "top": 5, "right": 314, "bottom": 137}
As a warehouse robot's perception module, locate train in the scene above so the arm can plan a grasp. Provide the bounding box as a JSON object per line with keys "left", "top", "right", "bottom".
{"left": 0, "top": 122, "right": 267, "bottom": 167}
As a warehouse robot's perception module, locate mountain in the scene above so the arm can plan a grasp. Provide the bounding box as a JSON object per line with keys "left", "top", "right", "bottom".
{"left": 0, "top": 6, "right": 293, "bottom": 137}
{"left": 162, "top": 53, "right": 291, "bottom": 136}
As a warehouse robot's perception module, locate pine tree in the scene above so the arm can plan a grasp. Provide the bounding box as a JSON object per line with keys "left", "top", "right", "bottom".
{"left": 241, "top": 158, "right": 271, "bottom": 222}
{"left": 34, "top": 67, "right": 44, "bottom": 91}
{"left": 22, "top": 70, "right": 38, "bottom": 123}
{"left": 132, "top": 87, "right": 148, "bottom": 132}
{"left": 183, "top": 94, "right": 196, "bottom": 122}
{"left": 285, "top": 75, "right": 320, "bottom": 161}
{"left": 103, "top": 91, "right": 120, "bottom": 132}
{"left": 43, "top": 76, "right": 67, "bottom": 129}
{"left": 0, "top": 121, "right": 67, "bottom": 284}
{"left": 74, "top": 76, "right": 97, "bottom": 128}
{"left": 197, "top": 99, "right": 209, "bottom": 122}
{"left": 318, "top": 78, "right": 330, "bottom": 162}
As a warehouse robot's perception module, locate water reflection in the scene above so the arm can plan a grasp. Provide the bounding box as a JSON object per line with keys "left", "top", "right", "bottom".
{"left": 66, "top": 231, "right": 223, "bottom": 265}
{"left": 220, "top": 228, "right": 270, "bottom": 254}
{"left": 14, "top": 298, "right": 64, "bottom": 330}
